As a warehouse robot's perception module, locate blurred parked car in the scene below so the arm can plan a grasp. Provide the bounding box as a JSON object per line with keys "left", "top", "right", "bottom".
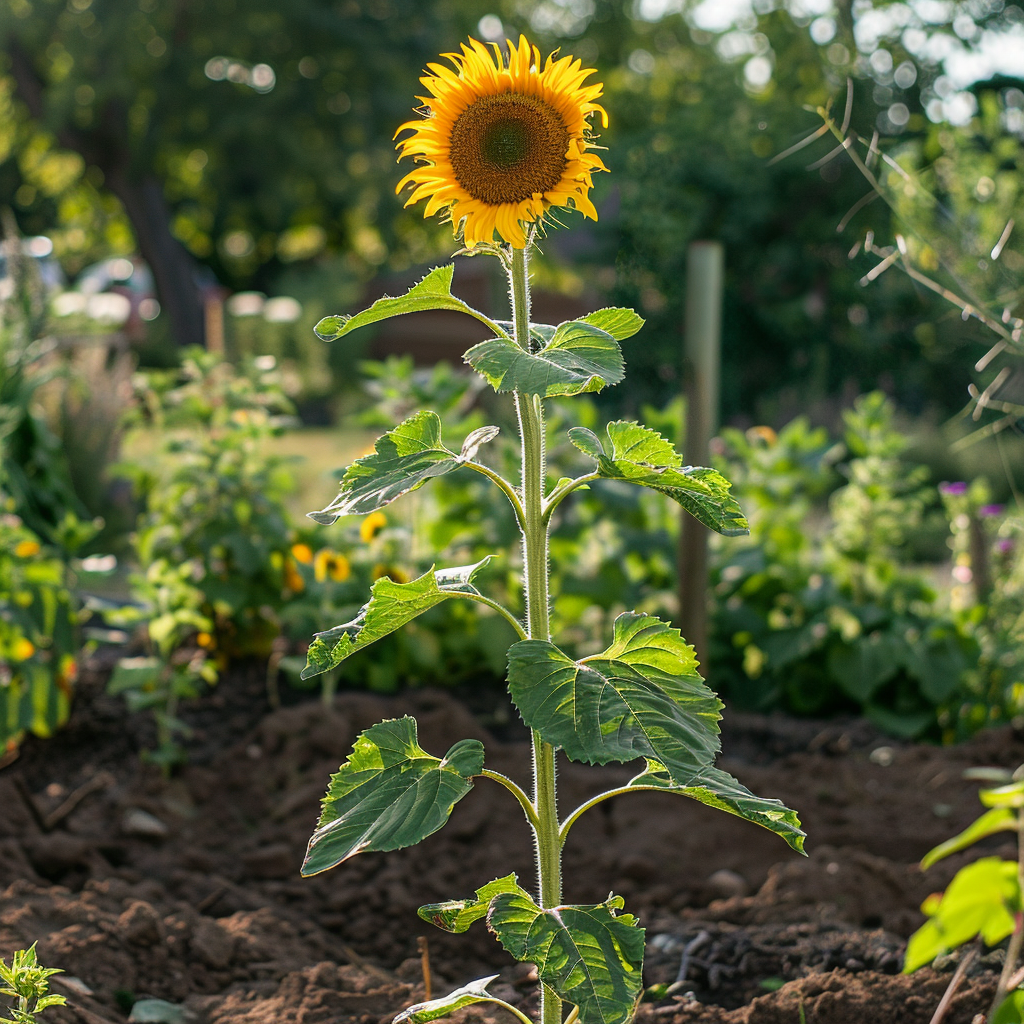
{"left": 52, "top": 257, "right": 160, "bottom": 339}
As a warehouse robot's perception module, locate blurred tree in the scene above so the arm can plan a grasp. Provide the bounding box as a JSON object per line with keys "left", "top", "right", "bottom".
{"left": 0, "top": 0, "right": 481, "bottom": 345}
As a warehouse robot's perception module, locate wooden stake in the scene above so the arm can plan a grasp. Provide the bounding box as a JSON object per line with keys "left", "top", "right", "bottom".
{"left": 678, "top": 241, "right": 724, "bottom": 668}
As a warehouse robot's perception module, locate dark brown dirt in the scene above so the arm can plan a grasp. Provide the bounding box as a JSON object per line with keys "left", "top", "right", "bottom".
{"left": 1, "top": 663, "right": 1020, "bottom": 1024}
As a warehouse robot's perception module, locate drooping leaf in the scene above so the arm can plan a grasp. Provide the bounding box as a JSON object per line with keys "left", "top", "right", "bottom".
{"left": 508, "top": 612, "right": 722, "bottom": 786}
{"left": 465, "top": 308, "right": 642, "bottom": 398}
{"left": 314, "top": 266, "right": 500, "bottom": 340}
{"left": 393, "top": 977, "right": 511, "bottom": 1024}
{"left": 418, "top": 873, "right": 530, "bottom": 933}
{"left": 301, "top": 717, "right": 484, "bottom": 876}
{"left": 921, "top": 808, "right": 1018, "bottom": 869}
{"left": 488, "top": 892, "right": 645, "bottom": 1024}
{"left": 302, "top": 558, "right": 493, "bottom": 679}
{"left": 626, "top": 760, "right": 806, "bottom": 853}
{"left": 903, "top": 858, "right": 1020, "bottom": 973}
{"left": 568, "top": 422, "right": 748, "bottom": 536}
{"left": 308, "top": 411, "right": 498, "bottom": 524}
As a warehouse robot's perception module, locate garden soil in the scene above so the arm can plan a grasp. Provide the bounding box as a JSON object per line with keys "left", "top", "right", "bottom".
{"left": 1, "top": 661, "right": 1018, "bottom": 1024}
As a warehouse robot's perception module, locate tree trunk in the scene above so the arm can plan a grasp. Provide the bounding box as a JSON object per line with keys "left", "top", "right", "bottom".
{"left": 105, "top": 172, "right": 206, "bottom": 349}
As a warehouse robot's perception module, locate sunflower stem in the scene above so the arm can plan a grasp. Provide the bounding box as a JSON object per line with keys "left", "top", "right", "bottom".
{"left": 510, "top": 245, "right": 562, "bottom": 1024}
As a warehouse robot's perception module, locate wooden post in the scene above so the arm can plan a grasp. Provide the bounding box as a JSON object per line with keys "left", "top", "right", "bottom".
{"left": 678, "top": 241, "right": 724, "bottom": 668}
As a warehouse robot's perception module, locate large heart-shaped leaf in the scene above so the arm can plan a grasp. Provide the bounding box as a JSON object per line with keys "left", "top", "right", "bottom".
{"left": 393, "top": 977, "right": 513, "bottom": 1024}
{"left": 508, "top": 612, "right": 722, "bottom": 786}
{"left": 418, "top": 873, "right": 530, "bottom": 933}
{"left": 314, "top": 265, "right": 503, "bottom": 340}
{"left": 301, "top": 717, "right": 484, "bottom": 876}
{"left": 308, "top": 411, "right": 497, "bottom": 524}
{"left": 465, "top": 309, "right": 642, "bottom": 398}
{"left": 568, "top": 421, "right": 748, "bottom": 536}
{"left": 302, "top": 558, "right": 493, "bottom": 679}
{"left": 488, "top": 892, "right": 645, "bottom": 1024}
{"left": 626, "top": 760, "right": 806, "bottom": 853}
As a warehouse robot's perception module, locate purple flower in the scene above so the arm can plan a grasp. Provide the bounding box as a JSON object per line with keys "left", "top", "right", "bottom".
{"left": 979, "top": 504, "right": 1005, "bottom": 518}
{"left": 998, "top": 539, "right": 1015, "bottom": 554}
{"left": 940, "top": 481, "right": 968, "bottom": 496}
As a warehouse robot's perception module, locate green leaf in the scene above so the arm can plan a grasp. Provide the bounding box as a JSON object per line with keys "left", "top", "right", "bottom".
{"left": 308, "top": 412, "right": 497, "bottom": 524}
{"left": 626, "top": 760, "right": 806, "bottom": 854}
{"left": 313, "top": 266, "right": 496, "bottom": 340}
{"left": 827, "top": 634, "right": 902, "bottom": 702}
{"left": 33, "top": 996, "right": 66, "bottom": 1013}
{"left": 921, "top": 808, "right": 1018, "bottom": 870}
{"left": 568, "top": 422, "right": 748, "bottom": 536}
{"left": 464, "top": 309, "right": 642, "bottom": 397}
{"left": 418, "top": 873, "right": 530, "bottom": 933}
{"left": 903, "top": 858, "right": 1020, "bottom": 972}
{"left": 392, "top": 977, "right": 513, "bottom": 1024}
{"left": 301, "top": 717, "right": 484, "bottom": 876}
{"left": 302, "top": 558, "right": 492, "bottom": 679}
{"left": 508, "top": 612, "right": 722, "bottom": 786}
{"left": 993, "top": 990, "right": 1024, "bottom": 1024}
{"left": 982, "top": 780, "right": 1024, "bottom": 809}
{"left": 488, "top": 892, "right": 645, "bottom": 1024}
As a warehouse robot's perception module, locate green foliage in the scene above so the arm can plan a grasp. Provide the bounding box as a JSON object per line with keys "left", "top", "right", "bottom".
{"left": 625, "top": 761, "right": 806, "bottom": 853}
{"left": 905, "top": 765, "right": 1024, "bottom": 1020}
{"left": 309, "top": 412, "right": 498, "bottom": 525}
{"left": 301, "top": 558, "right": 494, "bottom": 679}
{"left": 301, "top": 717, "right": 483, "bottom": 876}
{"left": 0, "top": 501, "right": 78, "bottom": 755}
{"left": 508, "top": 613, "right": 722, "bottom": 786}
{"left": 393, "top": 977, "right": 519, "bottom": 1024}
{"left": 302, "top": 253, "right": 801, "bottom": 1024}
{"left": 0, "top": 944, "right": 66, "bottom": 1024}
{"left": 487, "top": 892, "right": 646, "bottom": 1024}
{"left": 465, "top": 308, "right": 641, "bottom": 398}
{"left": 711, "top": 393, "right": 979, "bottom": 736}
{"left": 569, "top": 421, "right": 748, "bottom": 536}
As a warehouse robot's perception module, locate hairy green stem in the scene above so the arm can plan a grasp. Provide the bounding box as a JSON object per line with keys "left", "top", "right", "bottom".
{"left": 479, "top": 769, "right": 540, "bottom": 829}
{"left": 464, "top": 460, "right": 527, "bottom": 528}
{"left": 510, "top": 245, "right": 563, "bottom": 1024}
{"left": 455, "top": 593, "right": 528, "bottom": 641}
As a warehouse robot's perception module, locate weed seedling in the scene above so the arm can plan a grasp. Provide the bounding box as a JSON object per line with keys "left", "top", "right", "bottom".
{"left": 0, "top": 945, "right": 66, "bottom": 1024}
{"left": 905, "top": 765, "right": 1024, "bottom": 1022}
{"left": 299, "top": 35, "right": 805, "bottom": 1024}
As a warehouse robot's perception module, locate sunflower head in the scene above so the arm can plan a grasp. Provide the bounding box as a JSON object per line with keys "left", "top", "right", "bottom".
{"left": 396, "top": 36, "right": 608, "bottom": 249}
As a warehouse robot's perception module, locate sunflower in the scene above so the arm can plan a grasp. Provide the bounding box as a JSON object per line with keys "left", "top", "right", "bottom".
{"left": 395, "top": 36, "right": 608, "bottom": 248}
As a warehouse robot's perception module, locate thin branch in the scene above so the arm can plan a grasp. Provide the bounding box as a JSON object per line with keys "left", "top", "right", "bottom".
{"left": 456, "top": 593, "right": 528, "bottom": 640}
{"left": 841, "top": 77, "right": 854, "bottom": 134}
{"left": 478, "top": 769, "right": 539, "bottom": 829}
{"left": 767, "top": 122, "right": 831, "bottom": 166}
{"left": 559, "top": 786, "right": 638, "bottom": 846}
{"left": 463, "top": 460, "right": 526, "bottom": 526}
{"left": 837, "top": 190, "right": 880, "bottom": 234}
{"left": 542, "top": 472, "right": 599, "bottom": 524}
{"left": 927, "top": 948, "right": 977, "bottom": 1024}
{"left": 806, "top": 135, "right": 852, "bottom": 171}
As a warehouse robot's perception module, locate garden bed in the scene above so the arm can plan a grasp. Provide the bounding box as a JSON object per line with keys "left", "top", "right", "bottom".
{"left": 0, "top": 663, "right": 1017, "bottom": 1024}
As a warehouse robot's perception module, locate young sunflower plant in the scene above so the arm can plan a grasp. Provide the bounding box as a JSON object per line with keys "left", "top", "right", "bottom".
{"left": 302, "top": 36, "right": 806, "bottom": 1024}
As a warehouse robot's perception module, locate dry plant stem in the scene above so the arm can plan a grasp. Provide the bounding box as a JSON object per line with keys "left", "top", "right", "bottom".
{"left": 928, "top": 948, "right": 977, "bottom": 1024}
{"left": 987, "top": 811, "right": 1024, "bottom": 1020}
{"left": 510, "top": 244, "right": 563, "bottom": 1024}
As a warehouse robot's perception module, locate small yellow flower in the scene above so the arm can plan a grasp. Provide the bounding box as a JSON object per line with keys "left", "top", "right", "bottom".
{"left": 14, "top": 540, "right": 41, "bottom": 558}
{"left": 291, "top": 543, "right": 314, "bottom": 565}
{"left": 360, "top": 511, "right": 388, "bottom": 543}
{"left": 196, "top": 632, "right": 215, "bottom": 649}
{"left": 747, "top": 426, "right": 778, "bottom": 446}
{"left": 314, "top": 549, "right": 352, "bottom": 583}
{"left": 284, "top": 560, "right": 306, "bottom": 593}
{"left": 371, "top": 564, "right": 409, "bottom": 584}
{"left": 12, "top": 638, "right": 35, "bottom": 661}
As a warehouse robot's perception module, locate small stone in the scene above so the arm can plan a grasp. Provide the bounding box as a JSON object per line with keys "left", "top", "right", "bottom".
{"left": 706, "top": 869, "right": 749, "bottom": 899}
{"left": 59, "top": 977, "right": 94, "bottom": 996}
{"left": 21, "top": 833, "right": 94, "bottom": 876}
{"left": 118, "top": 900, "right": 163, "bottom": 946}
{"left": 242, "top": 843, "right": 295, "bottom": 880}
{"left": 190, "top": 917, "right": 234, "bottom": 969}
{"left": 844, "top": 958, "right": 865, "bottom": 971}
{"left": 123, "top": 809, "right": 170, "bottom": 838}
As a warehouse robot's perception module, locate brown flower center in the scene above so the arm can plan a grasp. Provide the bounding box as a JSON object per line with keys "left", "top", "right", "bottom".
{"left": 448, "top": 92, "right": 569, "bottom": 205}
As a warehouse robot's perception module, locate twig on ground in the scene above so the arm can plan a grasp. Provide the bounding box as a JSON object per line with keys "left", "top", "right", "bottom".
{"left": 928, "top": 948, "right": 977, "bottom": 1024}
